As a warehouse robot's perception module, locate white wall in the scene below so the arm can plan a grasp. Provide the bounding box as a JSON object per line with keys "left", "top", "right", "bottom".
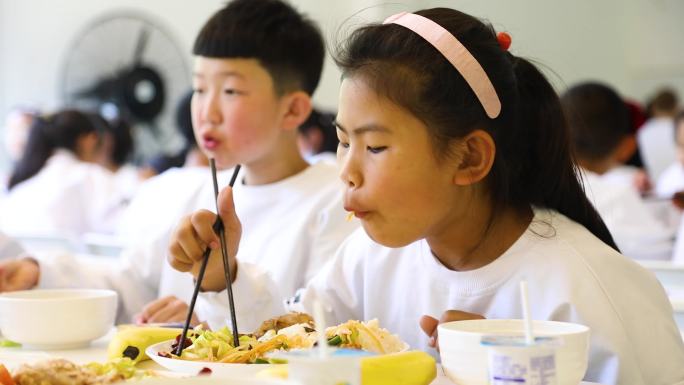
{"left": 1, "top": 0, "right": 683, "bottom": 169}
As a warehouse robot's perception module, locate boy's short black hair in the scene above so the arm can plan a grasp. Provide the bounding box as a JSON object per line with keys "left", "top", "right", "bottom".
{"left": 194, "top": 0, "right": 325, "bottom": 95}
{"left": 561, "top": 82, "right": 630, "bottom": 161}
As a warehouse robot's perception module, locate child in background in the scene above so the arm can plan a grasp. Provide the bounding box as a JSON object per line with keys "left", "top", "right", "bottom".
{"left": 170, "top": 8, "right": 684, "bottom": 385}
{"left": 0, "top": 110, "right": 119, "bottom": 237}
{"left": 656, "top": 111, "right": 684, "bottom": 197}
{"left": 638, "top": 88, "right": 680, "bottom": 180}
{"left": 0, "top": 0, "right": 358, "bottom": 328}
{"left": 297, "top": 107, "right": 338, "bottom": 164}
{"left": 561, "top": 82, "right": 675, "bottom": 260}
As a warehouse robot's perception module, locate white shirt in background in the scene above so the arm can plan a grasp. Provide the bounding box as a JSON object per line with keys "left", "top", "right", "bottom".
{"left": 199, "top": 209, "right": 684, "bottom": 385}
{"left": 115, "top": 166, "right": 210, "bottom": 245}
{"left": 0, "top": 150, "right": 119, "bottom": 238}
{"left": 656, "top": 162, "right": 684, "bottom": 197}
{"left": 637, "top": 117, "right": 676, "bottom": 181}
{"left": 582, "top": 170, "right": 674, "bottom": 260}
{"left": 35, "top": 162, "right": 359, "bottom": 322}
{"left": 600, "top": 165, "right": 640, "bottom": 189}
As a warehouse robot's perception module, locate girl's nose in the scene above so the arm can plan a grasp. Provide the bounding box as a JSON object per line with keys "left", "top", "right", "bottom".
{"left": 338, "top": 152, "right": 361, "bottom": 188}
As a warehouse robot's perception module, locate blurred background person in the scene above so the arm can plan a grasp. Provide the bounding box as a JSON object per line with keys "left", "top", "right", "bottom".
{"left": 297, "top": 107, "right": 338, "bottom": 164}
{"left": 638, "top": 88, "right": 680, "bottom": 182}
{"left": 0, "top": 109, "right": 119, "bottom": 238}
{"left": 656, "top": 111, "right": 684, "bottom": 198}
{"left": 1, "top": 107, "right": 38, "bottom": 191}
{"left": 562, "top": 81, "right": 675, "bottom": 260}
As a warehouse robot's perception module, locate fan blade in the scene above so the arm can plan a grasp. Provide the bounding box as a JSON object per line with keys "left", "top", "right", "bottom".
{"left": 133, "top": 26, "right": 150, "bottom": 66}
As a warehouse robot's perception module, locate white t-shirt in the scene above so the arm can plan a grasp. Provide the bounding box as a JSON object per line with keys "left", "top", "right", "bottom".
{"left": 657, "top": 162, "right": 684, "bottom": 197}
{"left": 638, "top": 117, "right": 677, "bottom": 181}
{"left": 199, "top": 209, "right": 684, "bottom": 385}
{"left": 582, "top": 169, "right": 674, "bottom": 260}
{"left": 0, "top": 150, "right": 119, "bottom": 237}
{"left": 36, "top": 162, "right": 359, "bottom": 322}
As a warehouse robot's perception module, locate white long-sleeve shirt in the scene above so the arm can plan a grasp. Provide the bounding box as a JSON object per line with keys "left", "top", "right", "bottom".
{"left": 582, "top": 170, "right": 674, "bottom": 260}
{"left": 199, "top": 209, "right": 684, "bottom": 385}
{"left": 35, "top": 162, "right": 359, "bottom": 322}
{"left": 0, "top": 150, "right": 119, "bottom": 237}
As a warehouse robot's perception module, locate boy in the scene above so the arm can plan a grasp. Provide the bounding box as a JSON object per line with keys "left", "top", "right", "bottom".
{"left": 0, "top": 0, "right": 358, "bottom": 327}
{"left": 562, "top": 82, "right": 674, "bottom": 260}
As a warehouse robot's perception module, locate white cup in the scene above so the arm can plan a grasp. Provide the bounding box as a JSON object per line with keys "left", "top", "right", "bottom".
{"left": 482, "top": 336, "right": 559, "bottom": 385}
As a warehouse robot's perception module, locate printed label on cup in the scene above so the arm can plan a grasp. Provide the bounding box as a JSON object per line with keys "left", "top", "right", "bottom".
{"left": 482, "top": 335, "right": 558, "bottom": 385}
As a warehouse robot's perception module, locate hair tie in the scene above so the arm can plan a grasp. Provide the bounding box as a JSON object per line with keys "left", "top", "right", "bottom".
{"left": 497, "top": 32, "right": 512, "bottom": 51}
{"left": 384, "top": 12, "right": 501, "bottom": 119}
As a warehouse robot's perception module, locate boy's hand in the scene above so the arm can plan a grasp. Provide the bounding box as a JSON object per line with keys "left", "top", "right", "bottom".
{"left": 420, "top": 310, "right": 485, "bottom": 351}
{"left": 168, "top": 187, "right": 242, "bottom": 292}
{"left": 0, "top": 258, "right": 39, "bottom": 292}
{"left": 135, "top": 295, "right": 199, "bottom": 326}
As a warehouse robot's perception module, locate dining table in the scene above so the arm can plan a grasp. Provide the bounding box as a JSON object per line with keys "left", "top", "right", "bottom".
{"left": 0, "top": 330, "right": 601, "bottom": 385}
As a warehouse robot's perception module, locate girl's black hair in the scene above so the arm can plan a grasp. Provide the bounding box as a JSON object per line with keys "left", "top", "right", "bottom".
{"left": 7, "top": 109, "right": 97, "bottom": 190}
{"left": 334, "top": 8, "right": 618, "bottom": 251}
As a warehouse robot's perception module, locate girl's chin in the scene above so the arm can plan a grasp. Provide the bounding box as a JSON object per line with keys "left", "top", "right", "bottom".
{"left": 362, "top": 223, "right": 418, "bottom": 248}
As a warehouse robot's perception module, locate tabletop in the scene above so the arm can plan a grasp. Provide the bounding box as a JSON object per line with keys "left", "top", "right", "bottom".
{"left": 0, "top": 331, "right": 601, "bottom": 385}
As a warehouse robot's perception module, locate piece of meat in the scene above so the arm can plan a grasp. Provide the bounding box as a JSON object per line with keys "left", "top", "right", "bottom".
{"left": 253, "top": 312, "right": 314, "bottom": 338}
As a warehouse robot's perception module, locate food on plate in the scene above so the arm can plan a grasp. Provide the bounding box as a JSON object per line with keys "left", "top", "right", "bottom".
{"left": 253, "top": 312, "right": 314, "bottom": 338}
{"left": 0, "top": 364, "right": 14, "bottom": 385}
{"left": 159, "top": 314, "right": 407, "bottom": 364}
{"left": 108, "top": 326, "right": 183, "bottom": 364}
{"left": 5, "top": 358, "right": 150, "bottom": 385}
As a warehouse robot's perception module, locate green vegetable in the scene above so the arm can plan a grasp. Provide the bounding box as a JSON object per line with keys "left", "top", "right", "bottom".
{"left": 327, "top": 335, "right": 342, "bottom": 346}
{"left": 0, "top": 339, "right": 20, "bottom": 348}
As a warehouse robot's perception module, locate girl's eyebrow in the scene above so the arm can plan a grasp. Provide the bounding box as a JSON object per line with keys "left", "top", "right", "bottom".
{"left": 334, "top": 120, "right": 390, "bottom": 135}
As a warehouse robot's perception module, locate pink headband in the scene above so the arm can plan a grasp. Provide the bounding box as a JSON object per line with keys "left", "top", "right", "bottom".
{"left": 383, "top": 12, "right": 502, "bottom": 119}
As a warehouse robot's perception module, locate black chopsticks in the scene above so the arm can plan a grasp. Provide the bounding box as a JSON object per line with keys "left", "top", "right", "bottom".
{"left": 176, "top": 160, "right": 241, "bottom": 356}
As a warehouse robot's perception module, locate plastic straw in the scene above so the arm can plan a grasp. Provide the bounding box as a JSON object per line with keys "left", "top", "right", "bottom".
{"left": 313, "top": 301, "right": 328, "bottom": 358}
{"left": 520, "top": 280, "right": 534, "bottom": 345}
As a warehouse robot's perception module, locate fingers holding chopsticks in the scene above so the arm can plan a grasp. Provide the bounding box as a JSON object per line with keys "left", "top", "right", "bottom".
{"left": 169, "top": 210, "right": 217, "bottom": 272}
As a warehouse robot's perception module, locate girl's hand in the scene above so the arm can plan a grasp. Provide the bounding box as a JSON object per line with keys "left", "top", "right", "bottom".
{"left": 420, "top": 310, "right": 485, "bottom": 351}
{"left": 0, "top": 258, "right": 39, "bottom": 292}
{"left": 167, "top": 187, "right": 242, "bottom": 292}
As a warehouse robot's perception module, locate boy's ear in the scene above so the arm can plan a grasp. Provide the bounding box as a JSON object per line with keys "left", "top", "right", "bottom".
{"left": 613, "top": 135, "right": 637, "bottom": 163}
{"left": 280, "top": 91, "right": 313, "bottom": 131}
{"left": 452, "top": 129, "right": 496, "bottom": 186}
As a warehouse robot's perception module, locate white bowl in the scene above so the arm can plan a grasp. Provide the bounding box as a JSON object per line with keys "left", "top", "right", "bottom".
{"left": 0, "top": 289, "right": 117, "bottom": 349}
{"left": 438, "top": 319, "right": 590, "bottom": 385}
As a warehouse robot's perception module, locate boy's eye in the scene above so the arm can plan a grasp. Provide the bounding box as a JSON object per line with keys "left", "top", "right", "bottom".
{"left": 367, "top": 146, "right": 387, "bottom": 154}
{"left": 224, "top": 89, "right": 243, "bottom": 95}
{"left": 193, "top": 88, "right": 204, "bottom": 94}
{"left": 338, "top": 142, "right": 350, "bottom": 149}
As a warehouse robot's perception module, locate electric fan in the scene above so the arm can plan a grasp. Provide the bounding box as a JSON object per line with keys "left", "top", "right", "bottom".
{"left": 60, "top": 10, "right": 191, "bottom": 162}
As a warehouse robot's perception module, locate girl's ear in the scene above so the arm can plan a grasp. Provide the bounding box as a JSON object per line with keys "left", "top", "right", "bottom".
{"left": 280, "top": 91, "right": 313, "bottom": 132}
{"left": 452, "top": 129, "right": 496, "bottom": 186}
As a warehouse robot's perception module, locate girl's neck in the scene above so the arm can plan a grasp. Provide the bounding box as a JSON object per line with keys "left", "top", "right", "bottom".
{"left": 242, "top": 134, "right": 310, "bottom": 186}
{"left": 426, "top": 202, "right": 533, "bottom": 271}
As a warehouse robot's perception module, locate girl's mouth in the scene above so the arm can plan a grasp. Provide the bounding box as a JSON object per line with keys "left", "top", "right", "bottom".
{"left": 202, "top": 137, "right": 220, "bottom": 150}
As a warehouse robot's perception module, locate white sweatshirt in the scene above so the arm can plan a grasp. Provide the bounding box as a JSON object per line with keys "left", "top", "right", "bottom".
{"left": 582, "top": 170, "right": 674, "bottom": 260}
{"left": 35, "top": 162, "right": 358, "bottom": 323}
{"left": 199, "top": 209, "right": 684, "bottom": 385}
{"left": 0, "top": 150, "right": 119, "bottom": 237}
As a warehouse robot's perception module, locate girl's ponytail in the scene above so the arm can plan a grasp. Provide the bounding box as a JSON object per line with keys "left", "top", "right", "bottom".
{"left": 509, "top": 56, "right": 619, "bottom": 251}
{"left": 8, "top": 116, "right": 55, "bottom": 190}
